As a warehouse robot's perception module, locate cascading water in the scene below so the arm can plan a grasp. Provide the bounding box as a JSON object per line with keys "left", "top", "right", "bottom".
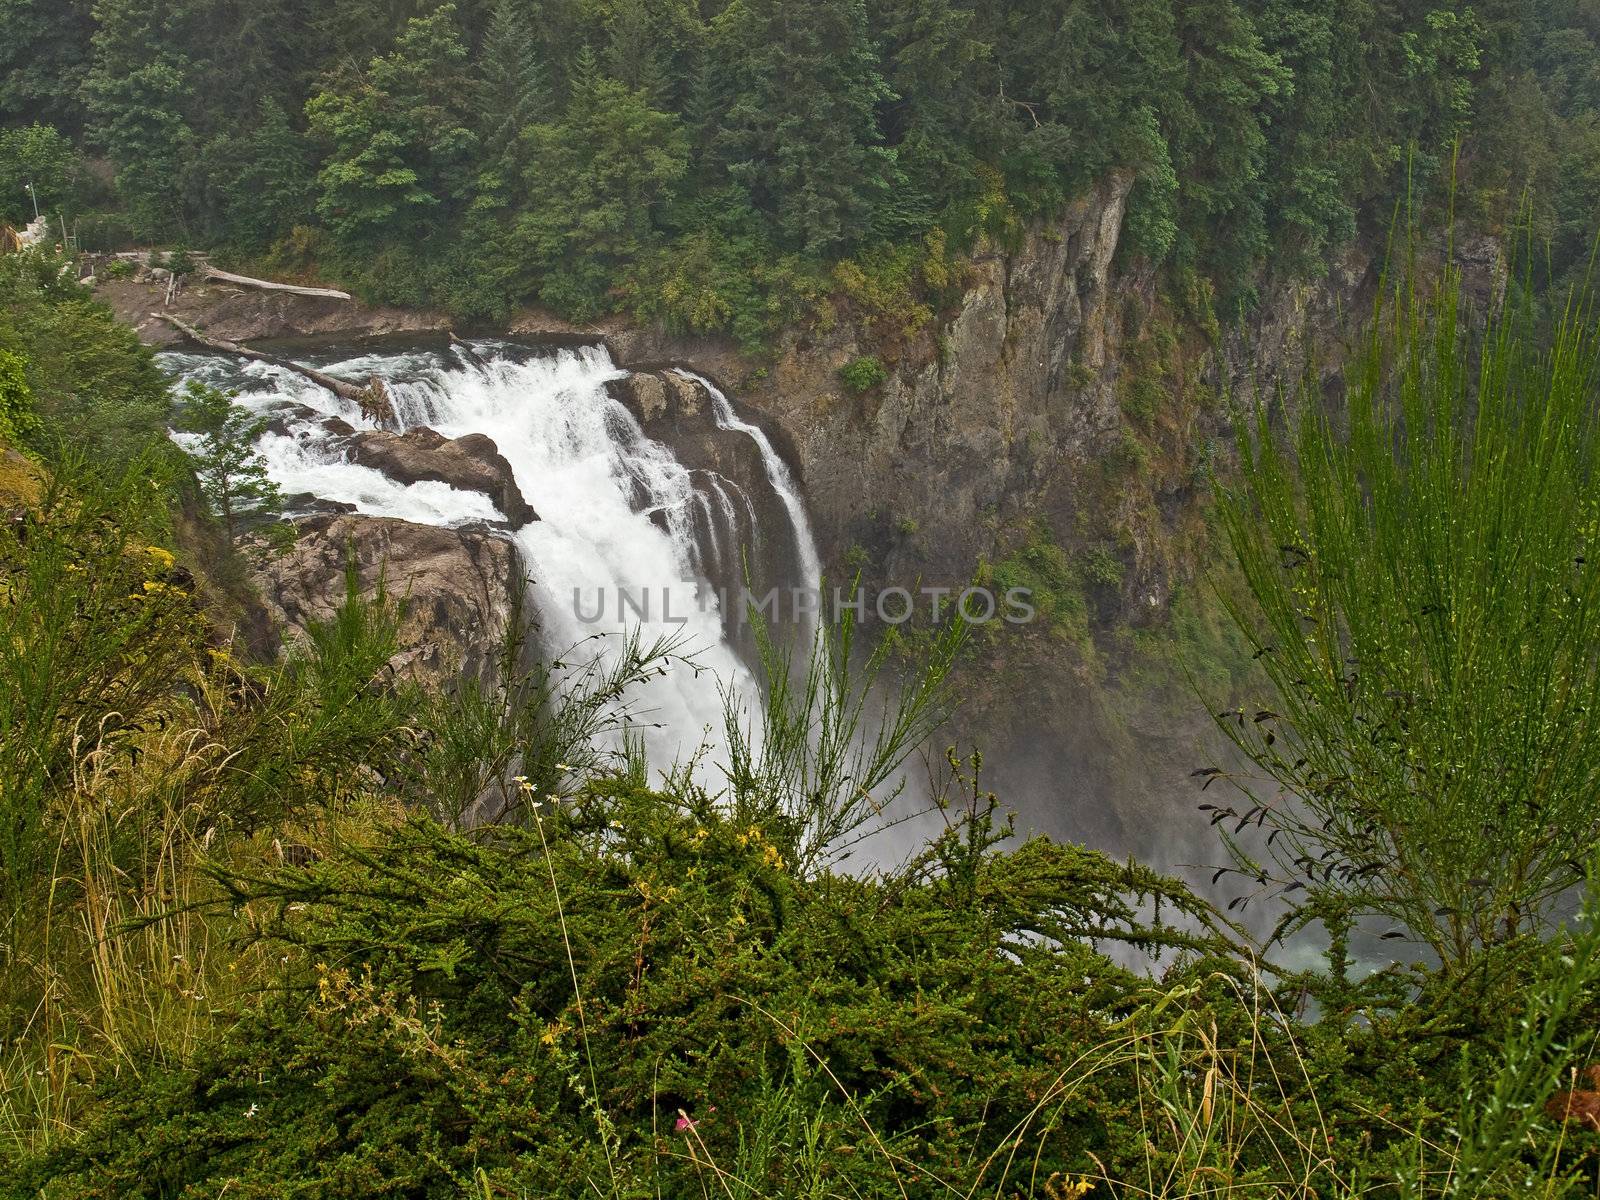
{"left": 678, "top": 370, "right": 822, "bottom": 592}
{"left": 162, "top": 339, "right": 823, "bottom": 775}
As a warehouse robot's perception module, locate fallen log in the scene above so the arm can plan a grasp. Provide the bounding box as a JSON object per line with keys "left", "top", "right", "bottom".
{"left": 155, "top": 313, "right": 395, "bottom": 425}
{"left": 199, "top": 265, "right": 353, "bottom": 301}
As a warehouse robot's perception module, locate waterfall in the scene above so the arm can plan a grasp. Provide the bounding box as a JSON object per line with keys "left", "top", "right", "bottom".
{"left": 679, "top": 370, "right": 822, "bottom": 593}
{"left": 162, "top": 340, "right": 823, "bottom": 776}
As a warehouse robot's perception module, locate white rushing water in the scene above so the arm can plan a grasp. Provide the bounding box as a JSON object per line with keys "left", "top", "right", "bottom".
{"left": 163, "top": 340, "right": 823, "bottom": 776}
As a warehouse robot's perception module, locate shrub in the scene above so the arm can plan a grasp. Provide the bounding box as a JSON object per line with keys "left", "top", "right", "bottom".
{"left": 0, "top": 351, "right": 39, "bottom": 444}
{"left": 1214, "top": 265, "right": 1600, "bottom": 964}
{"left": 839, "top": 355, "right": 888, "bottom": 393}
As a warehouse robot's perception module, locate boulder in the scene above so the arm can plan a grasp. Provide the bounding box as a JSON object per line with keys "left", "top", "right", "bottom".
{"left": 338, "top": 426, "right": 537, "bottom": 528}
{"left": 252, "top": 514, "right": 524, "bottom": 684}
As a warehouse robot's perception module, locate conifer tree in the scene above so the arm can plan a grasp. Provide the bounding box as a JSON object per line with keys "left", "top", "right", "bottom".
{"left": 516, "top": 46, "right": 687, "bottom": 316}
{"left": 0, "top": 0, "right": 95, "bottom": 131}
{"left": 86, "top": 0, "right": 198, "bottom": 239}
{"left": 478, "top": 0, "right": 552, "bottom": 162}
{"left": 708, "top": 0, "right": 894, "bottom": 255}
{"left": 175, "top": 381, "right": 282, "bottom": 544}
{"left": 306, "top": 3, "right": 477, "bottom": 254}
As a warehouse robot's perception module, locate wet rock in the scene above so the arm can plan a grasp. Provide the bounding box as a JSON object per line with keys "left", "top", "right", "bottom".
{"left": 280, "top": 492, "right": 358, "bottom": 517}
{"left": 336, "top": 426, "right": 537, "bottom": 529}
{"left": 258, "top": 403, "right": 358, "bottom": 440}
{"left": 251, "top": 514, "right": 523, "bottom": 683}
{"left": 607, "top": 370, "right": 797, "bottom": 600}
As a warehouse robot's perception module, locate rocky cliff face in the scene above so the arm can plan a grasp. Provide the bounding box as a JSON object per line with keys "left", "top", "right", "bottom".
{"left": 253, "top": 514, "right": 522, "bottom": 684}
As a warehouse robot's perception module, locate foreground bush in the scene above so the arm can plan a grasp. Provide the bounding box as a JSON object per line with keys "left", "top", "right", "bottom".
{"left": 11, "top": 776, "right": 1600, "bottom": 1197}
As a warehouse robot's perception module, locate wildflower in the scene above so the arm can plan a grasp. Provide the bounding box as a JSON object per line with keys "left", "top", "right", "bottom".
{"left": 244, "top": 1103, "right": 259, "bottom": 1119}
{"left": 1043, "top": 1174, "right": 1094, "bottom": 1200}
{"left": 609, "top": 818, "right": 623, "bottom": 829}
{"left": 144, "top": 546, "right": 176, "bottom": 570}
{"left": 539, "top": 1019, "right": 569, "bottom": 1047}
{"left": 673, "top": 1113, "right": 697, "bottom": 1132}
{"left": 555, "top": 762, "right": 574, "bottom": 772}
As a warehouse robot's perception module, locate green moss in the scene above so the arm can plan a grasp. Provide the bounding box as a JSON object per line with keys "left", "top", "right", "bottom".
{"left": 1081, "top": 544, "right": 1125, "bottom": 591}
{"left": 982, "top": 520, "right": 1092, "bottom": 647}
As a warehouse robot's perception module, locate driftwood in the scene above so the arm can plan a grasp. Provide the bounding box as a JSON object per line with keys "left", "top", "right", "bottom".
{"left": 198, "top": 265, "right": 353, "bottom": 302}
{"left": 448, "top": 330, "right": 489, "bottom": 369}
{"left": 156, "top": 313, "right": 395, "bottom": 425}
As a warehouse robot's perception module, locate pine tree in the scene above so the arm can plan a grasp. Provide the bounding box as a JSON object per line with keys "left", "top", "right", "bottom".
{"left": 306, "top": 3, "right": 477, "bottom": 254}
{"left": 175, "top": 381, "right": 281, "bottom": 543}
{"left": 0, "top": 0, "right": 96, "bottom": 132}
{"left": 604, "top": 0, "right": 666, "bottom": 103}
{"left": 86, "top": 0, "right": 199, "bottom": 239}
{"left": 516, "top": 46, "right": 687, "bottom": 317}
{"left": 867, "top": 0, "right": 989, "bottom": 218}
{"left": 708, "top": 0, "right": 894, "bottom": 255}
{"left": 476, "top": 0, "right": 551, "bottom": 176}
{"left": 1166, "top": 0, "right": 1290, "bottom": 302}
{"left": 201, "top": 99, "right": 316, "bottom": 250}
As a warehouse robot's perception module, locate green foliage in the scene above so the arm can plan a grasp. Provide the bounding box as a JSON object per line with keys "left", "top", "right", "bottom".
{"left": 84, "top": 0, "right": 197, "bottom": 240}
{"left": 306, "top": 4, "right": 477, "bottom": 260}
{"left": 838, "top": 355, "right": 889, "bottom": 393}
{"left": 4, "top": 418, "right": 1600, "bottom": 1194}
{"left": 515, "top": 51, "right": 688, "bottom": 319}
{"left": 0, "top": 125, "right": 84, "bottom": 227}
{"left": 708, "top": 0, "right": 894, "bottom": 256}
{"left": 0, "top": 251, "right": 171, "bottom": 457}
{"left": 0, "top": 456, "right": 194, "bottom": 921}
{"left": 13, "top": 796, "right": 1243, "bottom": 1197}
{"left": 197, "top": 99, "right": 315, "bottom": 254}
{"left": 3, "top": 0, "right": 1581, "bottom": 336}
{"left": 0, "top": 0, "right": 93, "bottom": 133}
{"left": 722, "top": 594, "right": 965, "bottom": 875}
{"left": 0, "top": 353, "right": 39, "bottom": 445}
{"left": 984, "top": 520, "right": 1092, "bottom": 646}
{"left": 172, "top": 381, "right": 281, "bottom": 542}
{"left": 1215, "top": 265, "right": 1600, "bottom": 966}
{"left": 1082, "top": 544, "right": 1125, "bottom": 591}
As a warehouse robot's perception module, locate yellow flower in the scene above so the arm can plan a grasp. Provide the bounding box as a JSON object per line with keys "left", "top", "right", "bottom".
{"left": 144, "top": 546, "right": 176, "bottom": 571}
{"left": 1043, "top": 1174, "right": 1095, "bottom": 1200}
{"left": 540, "top": 1019, "right": 569, "bottom": 1047}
